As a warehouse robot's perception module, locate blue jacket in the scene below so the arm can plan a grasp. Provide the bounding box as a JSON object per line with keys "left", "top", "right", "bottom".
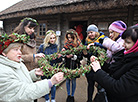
{"left": 84, "top": 32, "right": 108, "bottom": 77}
{"left": 38, "top": 44, "right": 62, "bottom": 79}
{"left": 38, "top": 43, "right": 62, "bottom": 66}
{"left": 85, "top": 32, "right": 108, "bottom": 49}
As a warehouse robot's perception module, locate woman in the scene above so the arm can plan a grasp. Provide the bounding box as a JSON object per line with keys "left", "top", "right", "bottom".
{"left": 84, "top": 24, "right": 107, "bottom": 102}
{"left": 38, "top": 30, "right": 62, "bottom": 102}
{"left": 62, "top": 29, "right": 83, "bottom": 102}
{"left": 0, "top": 33, "right": 64, "bottom": 102}
{"left": 13, "top": 17, "right": 45, "bottom": 71}
{"left": 100, "top": 20, "right": 127, "bottom": 64}
{"left": 90, "top": 26, "right": 138, "bottom": 102}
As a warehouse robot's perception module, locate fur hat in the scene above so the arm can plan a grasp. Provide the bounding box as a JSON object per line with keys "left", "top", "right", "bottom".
{"left": 86, "top": 24, "right": 98, "bottom": 32}
{"left": 0, "top": 33, "right": 29, "bottom": 54}
{"left": 108, "top": 20, "right": 127, "bottom": 34}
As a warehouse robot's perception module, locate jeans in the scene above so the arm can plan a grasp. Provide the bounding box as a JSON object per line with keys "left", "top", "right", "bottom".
{"left": 66, "top": 78, "right": 76, "bottom": 96}
{"left": 45, "top": 85, "right": 56, "bottom": 100}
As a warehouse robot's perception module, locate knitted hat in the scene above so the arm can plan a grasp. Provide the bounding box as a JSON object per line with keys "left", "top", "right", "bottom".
{"left": 86, "top": 24, "right": 98, "bottom": 32}
{"left": 108, "top": 20, "right": 127, "bottom": 34}
{"left": 0, "top": 33, "right": 29, "bottom": 54}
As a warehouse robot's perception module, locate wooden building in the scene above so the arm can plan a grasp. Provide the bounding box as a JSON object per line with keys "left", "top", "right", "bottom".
{"left": 0, "top": 27, "right": 4, "bottom": 35}
{"left": 0, "top": 0, "right": 138, "bottom": 48}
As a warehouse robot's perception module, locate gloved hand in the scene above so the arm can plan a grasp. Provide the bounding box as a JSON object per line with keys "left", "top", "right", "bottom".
{"left": 71, "top": 55, "right": 77, "bottom": 60}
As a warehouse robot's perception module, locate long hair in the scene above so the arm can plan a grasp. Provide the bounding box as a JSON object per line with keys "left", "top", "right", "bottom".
{"left": 13, "top": 17, "right": 38, "bottom": 39}
{"left": 43, "top": 30, "right": 57, "bottom": 49}
{"left": 64, "top": 29, "right": 82, "bottom": 49}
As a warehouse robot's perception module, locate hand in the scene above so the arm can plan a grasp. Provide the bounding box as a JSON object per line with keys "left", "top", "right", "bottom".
{"left": 35, "top": 68, "right": 44, "bottom": 76}
{"left": 66, "top": 54, "right": 73, "bottom": 58}
{"left": 90, "top": 60, "right": 101, "bottom": 72}
{"left": 50, "top": 72, "right": 64, "bottom": 85}
{"left": 61, "top": 48, "right": 66, "bottom": 51}
{"left": 71, "top": 55, "right": 77, "bottom": 60}
{"left": 83, "top": 49, "right": 87, "bottom": 55}
{"left": 87, "top": 43, "right": 94, "bottom": 49}
{"left": 90, "top": 56, "right": 97, "bottom": 62}
{"left": 35, "top": 53, "right": 45, "bottom": 58}
{"left": 57, "top": 53, "right": 62, "bottom": 58}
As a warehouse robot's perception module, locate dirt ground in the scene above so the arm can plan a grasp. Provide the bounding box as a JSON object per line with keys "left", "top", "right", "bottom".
{"left": 38, "top": 76, "right": 97, "bottom": 102}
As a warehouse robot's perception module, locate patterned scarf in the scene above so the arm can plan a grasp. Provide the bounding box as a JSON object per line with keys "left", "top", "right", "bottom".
{"left": 64, "top": 40, "right": 82, "bottom": 50}
{"left": 86, "top": 34, "right": 105, "bottom": 45}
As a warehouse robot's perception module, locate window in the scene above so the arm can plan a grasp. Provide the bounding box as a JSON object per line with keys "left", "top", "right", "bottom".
{"left": 98, "top": 22, "right": 108, "bottom": 31}
{"left": 39, "top": 23, "right": 47, "bottom": 36}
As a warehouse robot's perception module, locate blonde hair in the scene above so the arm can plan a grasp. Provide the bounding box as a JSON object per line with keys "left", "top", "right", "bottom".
{"left": 86, "top": 31, "right": 100, "bottom": 40}
{"left": 2, "top": 43, "right": 23, "bottom": 54}
{"left": 43, "top": 30, "right": 57, "bottom": 49}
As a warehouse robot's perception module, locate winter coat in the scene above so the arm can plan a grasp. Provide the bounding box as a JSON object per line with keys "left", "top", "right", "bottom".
{"left": 84, "top": 32, "right": 107, "bottom": 77}
{"left": 38, "top": 44, "right": 61, "bottom": 66}
{"left": 63, "top": 53, "right": 83, "bottom": 79}
{"left": 21, "top": 39, "right": 38, "bottom": 71}
{"left": 37, "top": 44, "right": 62, "bottom": 79}
{"left": 0, "top": 55, "right": 50, "bottom": 102}
{"left": 93, "top": 50, "right": 138, "bottom": 102}
{"left": 64, "top": 53, "right": 83, "bottom": 70}
{"left": 85, "top": 32, "right": 108, "bottom": 49}
{"left": 102, "top": 37, "right": 124, "bottom": 63}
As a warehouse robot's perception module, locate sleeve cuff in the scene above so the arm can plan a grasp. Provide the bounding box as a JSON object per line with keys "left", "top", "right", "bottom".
{"left": 48, "top": 79, "right": 53, "bottom": 88}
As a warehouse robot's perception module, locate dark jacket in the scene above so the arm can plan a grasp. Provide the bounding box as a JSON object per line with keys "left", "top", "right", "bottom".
{"left": 93, "top": 50, "right": 138, "bottom": 102}
{"left": 84, "top": 32, "right": 107, "bottom": 77}
{"left": 64, "top": 53, "right": 83, "bottom": 70}
{"left": 85, "top": 32, "right": 108, "bottom": 49}
{"left": 38, "top": 44, "right": 62, "bottom": 79}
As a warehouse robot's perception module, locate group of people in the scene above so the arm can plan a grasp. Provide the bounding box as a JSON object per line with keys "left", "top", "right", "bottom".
{"left": 0, "top": 17, "right": 138, "bottom": 102}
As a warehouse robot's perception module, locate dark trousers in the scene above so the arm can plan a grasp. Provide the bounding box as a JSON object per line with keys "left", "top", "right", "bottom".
{"left": 34, "top": 99, "right": 37, "bottom": 102}
{"left": 86, "top": 74, "right": 95, "bottom": 102}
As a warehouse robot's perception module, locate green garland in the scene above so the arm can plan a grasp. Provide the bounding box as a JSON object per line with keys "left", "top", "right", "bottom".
{"left": 38, "top": 45, "right": 108, "bottom": 78}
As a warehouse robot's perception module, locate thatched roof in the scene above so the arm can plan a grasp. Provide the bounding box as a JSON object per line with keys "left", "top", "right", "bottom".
{"left": 0, "top": 0, "right": 137, "bottom": 20}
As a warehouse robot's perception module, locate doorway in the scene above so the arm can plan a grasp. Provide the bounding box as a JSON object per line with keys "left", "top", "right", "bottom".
{"left": 69, "top": 21, "right": 87, "bottom": 44}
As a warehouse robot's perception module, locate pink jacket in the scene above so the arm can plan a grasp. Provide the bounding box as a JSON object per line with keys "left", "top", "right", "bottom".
{"left": 103, "top": 37, "right": 124, "bottom": 63}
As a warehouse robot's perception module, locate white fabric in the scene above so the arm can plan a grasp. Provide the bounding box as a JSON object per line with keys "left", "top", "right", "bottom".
{"left": 0, "top": 55, "right": 50, "bottom": 102}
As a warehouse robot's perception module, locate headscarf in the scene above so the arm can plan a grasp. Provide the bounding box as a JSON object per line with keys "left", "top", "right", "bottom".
{"left": 124, "top": 40, "right": 138, "bottom": 54}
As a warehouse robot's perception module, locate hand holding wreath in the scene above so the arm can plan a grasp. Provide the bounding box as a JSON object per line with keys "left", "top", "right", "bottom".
{"left": 38, "top": 45, "right": 108, "bottom": 78}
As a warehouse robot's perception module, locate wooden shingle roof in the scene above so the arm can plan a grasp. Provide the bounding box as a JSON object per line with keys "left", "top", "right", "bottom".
{"left": 0, "top": 0, "right": 137, "bottom": 20}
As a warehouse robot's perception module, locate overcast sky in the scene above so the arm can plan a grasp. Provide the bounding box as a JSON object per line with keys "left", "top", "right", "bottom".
{"left": 0, "top": 0, "right": 22, "bottom": 27}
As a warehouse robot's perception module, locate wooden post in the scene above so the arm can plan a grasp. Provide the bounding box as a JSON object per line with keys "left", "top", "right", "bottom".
{"left": 127, "top": 5, "right": 134, "bottom": 27}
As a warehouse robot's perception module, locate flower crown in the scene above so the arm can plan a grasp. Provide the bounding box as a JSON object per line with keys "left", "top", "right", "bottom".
{"left": 21, "top": 17, "right": 39, "bottom": 25}
{"left": 0, "top": 33, "right": 29, "bottom": 54}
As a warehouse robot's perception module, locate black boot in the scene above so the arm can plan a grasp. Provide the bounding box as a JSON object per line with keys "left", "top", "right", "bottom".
{"left": 70, "top": 96, "right": 75, "bottom": 102}
{"left": 66, "top": 95, "right": 71, "bottom": 102}
{"left": 86, "top": 100, "right": 92, "bottom": 102}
